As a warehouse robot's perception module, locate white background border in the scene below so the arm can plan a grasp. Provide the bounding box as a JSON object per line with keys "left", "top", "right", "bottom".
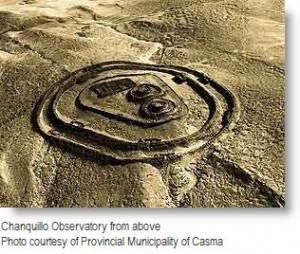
{"left": 0, "top": 1, "right": 298, "bottom": 253}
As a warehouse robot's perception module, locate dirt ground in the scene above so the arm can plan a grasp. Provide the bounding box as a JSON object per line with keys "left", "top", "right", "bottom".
{"left": 0, "top": 0, "right": 284, "bottom": 207}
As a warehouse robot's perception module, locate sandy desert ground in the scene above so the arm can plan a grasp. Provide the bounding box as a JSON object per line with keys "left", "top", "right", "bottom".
{"left": 0, "top": 0, "right": 284, "bottom": 207}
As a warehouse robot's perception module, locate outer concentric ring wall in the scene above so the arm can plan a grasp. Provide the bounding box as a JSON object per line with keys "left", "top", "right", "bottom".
{"left": 36, "top": 61, "right": 239, "bottom": 162}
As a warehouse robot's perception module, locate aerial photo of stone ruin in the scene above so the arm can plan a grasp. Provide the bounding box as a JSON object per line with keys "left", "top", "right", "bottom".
{"left": 0, "top": 0, "right": 284, "bottom": 208}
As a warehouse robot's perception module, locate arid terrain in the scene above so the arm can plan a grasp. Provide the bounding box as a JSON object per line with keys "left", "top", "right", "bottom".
{"left": 0, "top": 0, "right": 284, "bottom": 207}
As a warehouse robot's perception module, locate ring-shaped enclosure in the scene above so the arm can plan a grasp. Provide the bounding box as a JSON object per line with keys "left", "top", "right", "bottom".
{"left": 36, "top": 61, "right": 239, "bottom": 162}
